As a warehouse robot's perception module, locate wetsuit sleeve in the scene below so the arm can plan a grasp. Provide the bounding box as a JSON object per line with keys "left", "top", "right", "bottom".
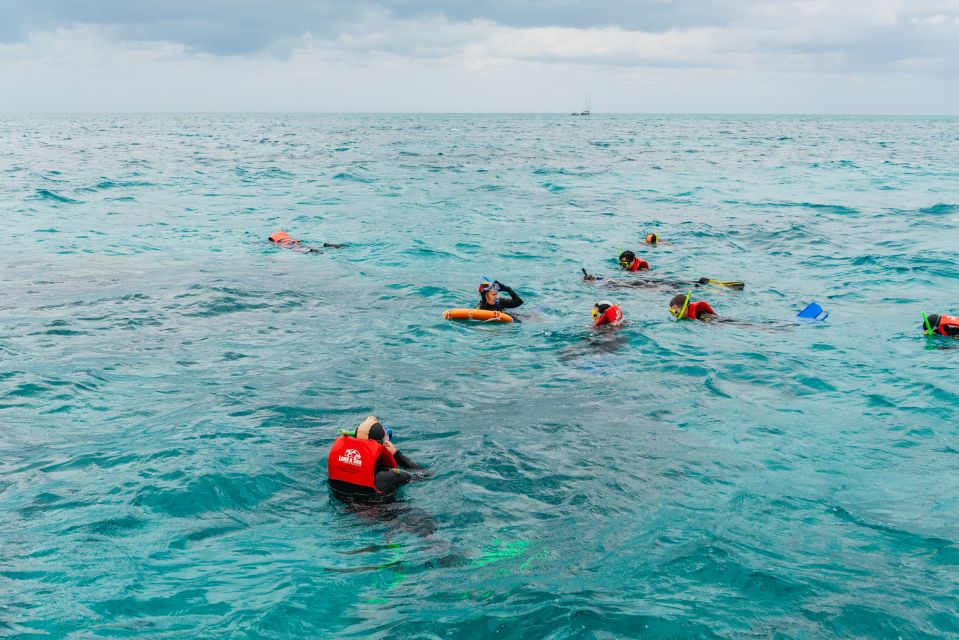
{"left": 374, "top": 468, "right": 412, "bottom": 494}
{"left": 393, "top": 450, "right": 425, "bottom": 471}
{"left": 943, "top": 324, "right": 959, "bottom": 337}
{"left": 497, "top": 287, "right": 524, "bottom": 309}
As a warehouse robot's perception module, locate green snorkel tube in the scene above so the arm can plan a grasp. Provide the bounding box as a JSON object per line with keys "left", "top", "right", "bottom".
{"left": 671, "top": 290, "right": 691, "bottom": 320}
{"left": 922, "top": 312, "right": 934, "bottom": 336}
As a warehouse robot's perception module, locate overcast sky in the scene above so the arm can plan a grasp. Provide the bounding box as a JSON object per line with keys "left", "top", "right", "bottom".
{"left": 1, "top": 0, "right": 957, "bottom": 113}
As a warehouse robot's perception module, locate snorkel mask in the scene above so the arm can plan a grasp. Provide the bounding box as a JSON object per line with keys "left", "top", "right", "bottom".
{"left": 671, "top": 291, "right": 691, "bottom": 319}
{"left": 479, "top": 281, "right": 501, "bottom": 294}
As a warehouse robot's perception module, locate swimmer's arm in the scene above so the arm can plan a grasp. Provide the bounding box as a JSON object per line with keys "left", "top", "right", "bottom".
{"left": 393, "top": 450, "right": 426, "bottom": 471}
{"left": 494, "top": 282, "right": 523, "bottom": 308}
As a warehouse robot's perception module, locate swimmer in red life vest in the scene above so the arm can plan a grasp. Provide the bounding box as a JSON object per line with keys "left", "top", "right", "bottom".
{"left": 618, "top": 250, "right": 649, "bottom": 271}
{"left": 670, "top": 292, "right": 716, "bottom": 321}
{"left": 592, "top": 300, "right": 624, "bottom": 327}
{"left": 328, "top": 416, "right": 426, "bottom": 503}
{"left": 922, "top": 313, "right": 959, "bottom": 337}
{"left": 268, "top": 231, "right": 345, "bottom": 253}
{"left": 477, "top": 280, "right": 524, "bottom": 312}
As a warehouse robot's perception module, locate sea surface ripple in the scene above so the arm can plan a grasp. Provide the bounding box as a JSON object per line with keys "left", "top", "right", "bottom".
{"left": 1, "top": 114, "right": 958, "bottom": 639}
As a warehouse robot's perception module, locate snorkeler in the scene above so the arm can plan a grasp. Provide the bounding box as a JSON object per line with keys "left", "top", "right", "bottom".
{"left": 618, "top": 250, "right": 649, "bottom": 271}
{"left": 922, "top": 313, "right": 959, "bottom": 337}
{"left": 328, "top": 416, "right": 426, "bottom": 504}
{"left": 269, "top": 231, "right": 345, "bottom": 253}
{"left": 478, "top": 280, "right": 524, "bottom": 312}
{"left": 592, "top": 300, "right": 624, "bottom": 326}
{"left": 644, "top": 233, "right": 669, "bottom": 245}
{"left": 669, "top": 292, "right": 716, "bottom": 321}
{"left": 582, "top": 268, "right": 744, "bottom": 291}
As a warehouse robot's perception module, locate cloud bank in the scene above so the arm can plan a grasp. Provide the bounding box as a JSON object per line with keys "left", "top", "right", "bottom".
{"left": 0, "top": 0, "right": 957, "bottom": 113}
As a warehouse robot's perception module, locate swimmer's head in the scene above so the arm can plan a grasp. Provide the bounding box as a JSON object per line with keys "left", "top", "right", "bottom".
{"left": 592, "top": 300, "right": 613, "bottom": 320}
{"left": 924, "top": 313, "right": 941, "bottom": 333}
{"left": 645, "top": 233, "right": 658, "bottom": 245}
{"left": 618, "top": 250, "right": 636, "bottom": 268}
{"left": 670, "top": 293, "right": 690, "bottom": 319}
{"left": 356, "top": 416, "right": 386, "bottom": 442}
{"left": 366, "top": 422, "right": 387, "bottom": 443}
{"left": 479, "top": 281, "right": 500, "bottom": 305}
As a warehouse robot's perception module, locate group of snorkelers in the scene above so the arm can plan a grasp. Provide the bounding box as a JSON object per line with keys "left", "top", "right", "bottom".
{"left": 592, "top": 238, "right": 723, "bottom": 327}
{"left": 267, "top": 228, "right": 957, "bottom": 503}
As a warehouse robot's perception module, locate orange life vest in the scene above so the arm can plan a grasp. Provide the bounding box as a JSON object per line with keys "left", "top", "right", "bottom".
{"left": 594, "top": 304, "right": 623, "bottom": 327}
{"left": 938, "top": 314, "right": 959, "bottom": 336}
{"left": 327, "top": 435, "right": 398, "bottom": 493}
{"left": 269, "top": 231, "right": 297, "bottom": 246}
{"left": 627, "top": 257, "right": 649, "bottom": 271}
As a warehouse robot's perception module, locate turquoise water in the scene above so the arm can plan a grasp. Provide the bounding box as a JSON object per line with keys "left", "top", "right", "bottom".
{"left": 1, "top": 114, "right": 958, "bottom": 638}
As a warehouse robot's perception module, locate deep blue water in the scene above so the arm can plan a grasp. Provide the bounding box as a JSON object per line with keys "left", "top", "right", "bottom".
{"left": 1, "top": 114, "right": 958, "bottom": 639}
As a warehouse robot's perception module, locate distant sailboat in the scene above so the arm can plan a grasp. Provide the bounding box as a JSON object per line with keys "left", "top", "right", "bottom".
{"left": 571, "top": 92, "right": 591, "bottom": 116}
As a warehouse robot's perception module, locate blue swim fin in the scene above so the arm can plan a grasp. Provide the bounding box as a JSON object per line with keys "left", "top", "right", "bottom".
{"left": 797, "top": 302, "right": 828, "bottom": 321}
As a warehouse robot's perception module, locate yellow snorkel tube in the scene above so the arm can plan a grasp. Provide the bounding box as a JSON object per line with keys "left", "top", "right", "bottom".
{"left": 922, "top": 312, "right": 934, "bottom": 336}
{"left": 671, "top": 291, "right": 691, "bottom": 320}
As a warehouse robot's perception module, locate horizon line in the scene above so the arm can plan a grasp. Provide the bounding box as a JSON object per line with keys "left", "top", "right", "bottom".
{"left": 2, "top": 111, "right": 958, "bottom": 117}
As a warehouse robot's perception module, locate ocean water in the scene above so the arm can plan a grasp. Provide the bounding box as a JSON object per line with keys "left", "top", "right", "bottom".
{"left": 1, "top": 113, "right": 958, "bottom": 639}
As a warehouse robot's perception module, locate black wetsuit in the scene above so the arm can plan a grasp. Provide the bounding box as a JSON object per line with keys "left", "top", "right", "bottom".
{"left": 939, "top": 324, "right": 959, "bottom": 337}
{"left": 373, "top": 451, "right": 423, "bottom": 495}
{"left": 329, "top": 449, "right": 424, "bottom": 504}
{"left": 478, "top": 285, "right": 523, "bottom": 311}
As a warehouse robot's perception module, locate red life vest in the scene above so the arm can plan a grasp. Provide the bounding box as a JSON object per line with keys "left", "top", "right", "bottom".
{"left": 938, "top": 314, "right": 959, "bottom": 336}
{"left": 327, "top": 435, "right": 397, "bottom": 493}
{"left": 687, "top": 301, "right": 715, "bottom": 320}
{"left": 594, "top": 304, "right": 623, "bottom": 327}
{"left": 627, "top": 257, "right": 649, "bottom": 271}
{"left": 269, "top": 231, "right": 298, "bottom": 246}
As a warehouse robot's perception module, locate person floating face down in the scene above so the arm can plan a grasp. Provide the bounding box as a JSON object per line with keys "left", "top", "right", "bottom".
{"left": 327, "top": 416, "right": 425, "bottom": 504}
{"left": 477, "top": 281, "right": 524, "bottom": 312}
{"left": 670, "top": 292, "right": 716, "bottom": 321}
{"left": 592, "top": 300, "right": 624, "bottom": 327}
{"left": 923, "top": 313, "right": 959, "bottom": 337}
{"left": 618, "top": 250, "right": 649, "bottom": 272}
{"left": 269, "top": 231, "right": 344, "bottom": 253}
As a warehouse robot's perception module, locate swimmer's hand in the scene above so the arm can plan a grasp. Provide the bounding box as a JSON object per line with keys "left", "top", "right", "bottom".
{"left": 410, "top": 469, "right": 433, "bottom": 482}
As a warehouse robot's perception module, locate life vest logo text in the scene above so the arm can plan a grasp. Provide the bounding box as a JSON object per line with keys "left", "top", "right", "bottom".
{"left": 338, "top": 449, "right": 362, "bottom": 466}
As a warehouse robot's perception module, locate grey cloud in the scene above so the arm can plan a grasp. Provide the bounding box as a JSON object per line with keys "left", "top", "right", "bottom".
{"left": 0, "top": 0, "right": 369, "bottom": 54}
{"left": 0, "top": 0, "right": 746, "bottom": 55}
{"left": 0, "top": 0, "right": 956, "bottom": 76}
